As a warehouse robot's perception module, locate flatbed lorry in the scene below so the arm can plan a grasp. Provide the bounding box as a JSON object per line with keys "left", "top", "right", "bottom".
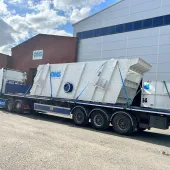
{"left": 0, "top": 58, "right": 170, "bottom": 135}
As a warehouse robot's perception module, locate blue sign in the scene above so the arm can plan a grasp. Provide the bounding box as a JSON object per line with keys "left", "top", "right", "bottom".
{"left": 33, "top": 50, "right": 43, "bottom": 60}
{"left": 50, "top": 71, "right": 61, "bottom": 78}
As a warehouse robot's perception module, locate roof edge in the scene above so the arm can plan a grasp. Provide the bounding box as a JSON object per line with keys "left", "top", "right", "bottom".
{"left": 0, "top": 53, "right": 11, "bottom": 57}
{"left": 73, "top": 0, "right": 123, "bottom": 26}
{"left": 12, "top": 34, "right": 76, "bottom": 49}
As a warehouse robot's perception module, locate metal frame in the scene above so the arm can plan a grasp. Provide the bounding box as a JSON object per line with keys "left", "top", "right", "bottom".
{"left": 4, "top": 93, "right": 170, "bottom": 116}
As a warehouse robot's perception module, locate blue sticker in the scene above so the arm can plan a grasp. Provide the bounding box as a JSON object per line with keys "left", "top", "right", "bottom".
{"left": 50, "top": 71, "right": 61, "bottom": 78}
{"left": 144, "top": 83, "right": 150, "bottom": 90}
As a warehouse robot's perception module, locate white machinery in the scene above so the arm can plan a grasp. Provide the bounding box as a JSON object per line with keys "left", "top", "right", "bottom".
{"left": 142, "top": 81, "right": 170, "bottom": 110}
{"left": 30, "top": 58, "right": 151, "bottom": 105}
{"left": 0, "top": 68, "right": 27, "bottom": 94}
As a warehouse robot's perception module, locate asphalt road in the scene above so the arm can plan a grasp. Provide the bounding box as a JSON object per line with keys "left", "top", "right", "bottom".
{"left": 0, "top": 110, "right": 170, "bottom": 170}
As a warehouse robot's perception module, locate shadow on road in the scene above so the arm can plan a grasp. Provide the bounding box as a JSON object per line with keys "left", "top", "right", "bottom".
{"left": 3, "top": 111, "right": 170, "bottom": 148}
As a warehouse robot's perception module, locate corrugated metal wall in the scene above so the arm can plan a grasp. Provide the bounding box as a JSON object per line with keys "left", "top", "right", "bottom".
{"left": 11, "top": 34, "right": 77, "bottom": 83}
{"left": 74, "top": 0, "right": 170, "bottom": 81}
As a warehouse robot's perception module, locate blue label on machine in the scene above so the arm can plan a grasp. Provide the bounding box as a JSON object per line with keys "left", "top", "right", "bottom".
{"left": 50, "top": 71, "right": 61, "bottom": 78}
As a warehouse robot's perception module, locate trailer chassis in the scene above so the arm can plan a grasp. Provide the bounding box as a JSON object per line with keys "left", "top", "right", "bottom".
{"left": 1, "top": 93, "right": 170, "bottom": 135}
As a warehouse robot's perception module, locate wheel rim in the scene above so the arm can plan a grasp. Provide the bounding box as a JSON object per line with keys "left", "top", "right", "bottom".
{"left": 94, "top": 114, "right": 104, "bottom": 127}
{"left": 16, "top": 103, "right": 21, "bottom": 111}
{"left": 76, "top": 112, "right": 84, "bottom": 123}
{"left": 118, "top": 118, "right": 128, "bottom": 130}
{"left": 8, "top": 102, "right": 13, "bottom": 111}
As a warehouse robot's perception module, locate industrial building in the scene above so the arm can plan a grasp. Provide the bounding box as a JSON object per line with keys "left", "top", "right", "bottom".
{"left": 73, "top": 0, "right": 170, "bottom": 81}
{"left": 0, "top": 53, "right": 11, "bottom": 69}
{"left": 11, "top": 34, "right": 77, "bottom": 83}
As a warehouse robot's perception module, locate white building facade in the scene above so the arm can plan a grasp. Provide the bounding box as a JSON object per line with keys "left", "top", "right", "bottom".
{"left": 73, "top": 0, "right": 170, "bottom": 81}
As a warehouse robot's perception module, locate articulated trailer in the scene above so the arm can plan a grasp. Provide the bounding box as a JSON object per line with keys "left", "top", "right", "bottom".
{"left": 1, "top": 58, "right": 170, "bottom": 135}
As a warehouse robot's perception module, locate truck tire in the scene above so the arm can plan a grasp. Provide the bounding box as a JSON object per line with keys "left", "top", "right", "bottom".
{"left": 72, "top": 106, "right": 89, "bottom": 126}
{"left": 6, "top": 98, "right": 14, "bottom": 112}
{"left": 15, "top": 100, "right": 24, "bottom": 114}
{"left": 112, "top": 111, "right": 135, "bottom": 135}
{"left": 91, "top": 109, "right": 109, "bottom": 130}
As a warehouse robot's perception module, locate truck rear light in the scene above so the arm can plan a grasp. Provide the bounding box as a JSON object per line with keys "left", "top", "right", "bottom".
{"left": 24, "top": 104, "right": 30, "bottom": 110}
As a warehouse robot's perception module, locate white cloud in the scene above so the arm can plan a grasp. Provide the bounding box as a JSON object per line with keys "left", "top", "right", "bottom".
{"left": 53, "top": 0, "right": 105, "bottom": 10}
{"left": 4, "top": 6, "right": 68, "bottom": 44}
{"left": 0, "top": 0, "right": 107, "bottom": 54}
{"left": 8, "top": 0, "right": 106, "bottom": 9}
{"left": 39, "top": 29, "right": 72, "bottom": 37}
{"left": 0, "top": 18, "right": 16, "bottom": 55}
{"left": 26, "top": 9, "right": 67, "bottom": 29}
{"left": 5, "top": 14, "right": 30, "bottom": 42}
{"left": 7, "top": 0, "right": 24, "bottom": 4}
{"left": 0, "top": 44, "right": 14, "bottom": 55}
{"left": 27, "top": 0, "right": 33, "bottom": 7}
{"left": 53, "top": 0, "right": 106, "bottom": 24}
{"left": 70, "top": 7, "right": 91, "bottom": 23}
{"left": 0, "top": 0, "right": 9, "bottom": 16}
{"left": 0, "top": 18, "right": 15, "bottom": 46}
{"left": 28, "top": 0, "right": 52, "bottom": 11}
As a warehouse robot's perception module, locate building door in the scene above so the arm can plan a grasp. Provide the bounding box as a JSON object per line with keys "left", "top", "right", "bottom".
{"left": 29, "top": 68, "right": 37, "bottom": 84}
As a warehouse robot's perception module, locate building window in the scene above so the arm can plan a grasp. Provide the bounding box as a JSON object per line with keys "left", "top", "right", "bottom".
{"left": 87, "top": 30, "right": 94, "bottom": 38}
{"left": 77, "top": 32, "right": 82, "bottom": 39}
{"left": 164, "top": 15, "right": 170, "bottom": 25}
{"left": 83, "top": 31, "right": 88, "bottom": 39}
{"left": 125, "top": 22, "right": 133, "bottom": 32}
{"left": 108, "top": 26, "right": 115, "bottom": 34}
{"left": 116, "top": 24, "right": 124, "bottom": 33}
{"left": 94, "top": 28, "right": 101, "bottom": 37}
{"left": 101, "top": 27, "right": 109, "bottom": 36}
{"left": 133, "top": 21, "right": 142, "bottom": 30}
{"left": 89, "top": 30, "right": 94, "bottom": 38}
{"left": 81, "top": 32, "right": 85, "bottom": 39}
{"left": 143, "top": 19, "right": 153, "bottom": 29}
{"left": 153, "top": 16, "right": 163, "bottom": 27}
{"left": 77, "top": 14, "right": 170, "bottom": 40}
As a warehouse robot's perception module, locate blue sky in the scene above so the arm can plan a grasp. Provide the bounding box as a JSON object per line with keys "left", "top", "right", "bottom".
{"left": 0, "top": 0, "right": 117, "bottom": 54}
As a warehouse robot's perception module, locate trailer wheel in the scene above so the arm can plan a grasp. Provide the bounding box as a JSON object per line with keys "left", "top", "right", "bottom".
{"left": 112, "top": 111, "right": 135, "bottom": 135}
{"left": 91, "top": 109, "right": 109, "bottom": 130}
{"left": 72, "top": 106, "right": 89, "bottom": 126}
{"left": 6, "top": 99, "right": 14, "bottom": 112}
{"left": 15, "top": 100, "right": 23, "bottom": 114}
